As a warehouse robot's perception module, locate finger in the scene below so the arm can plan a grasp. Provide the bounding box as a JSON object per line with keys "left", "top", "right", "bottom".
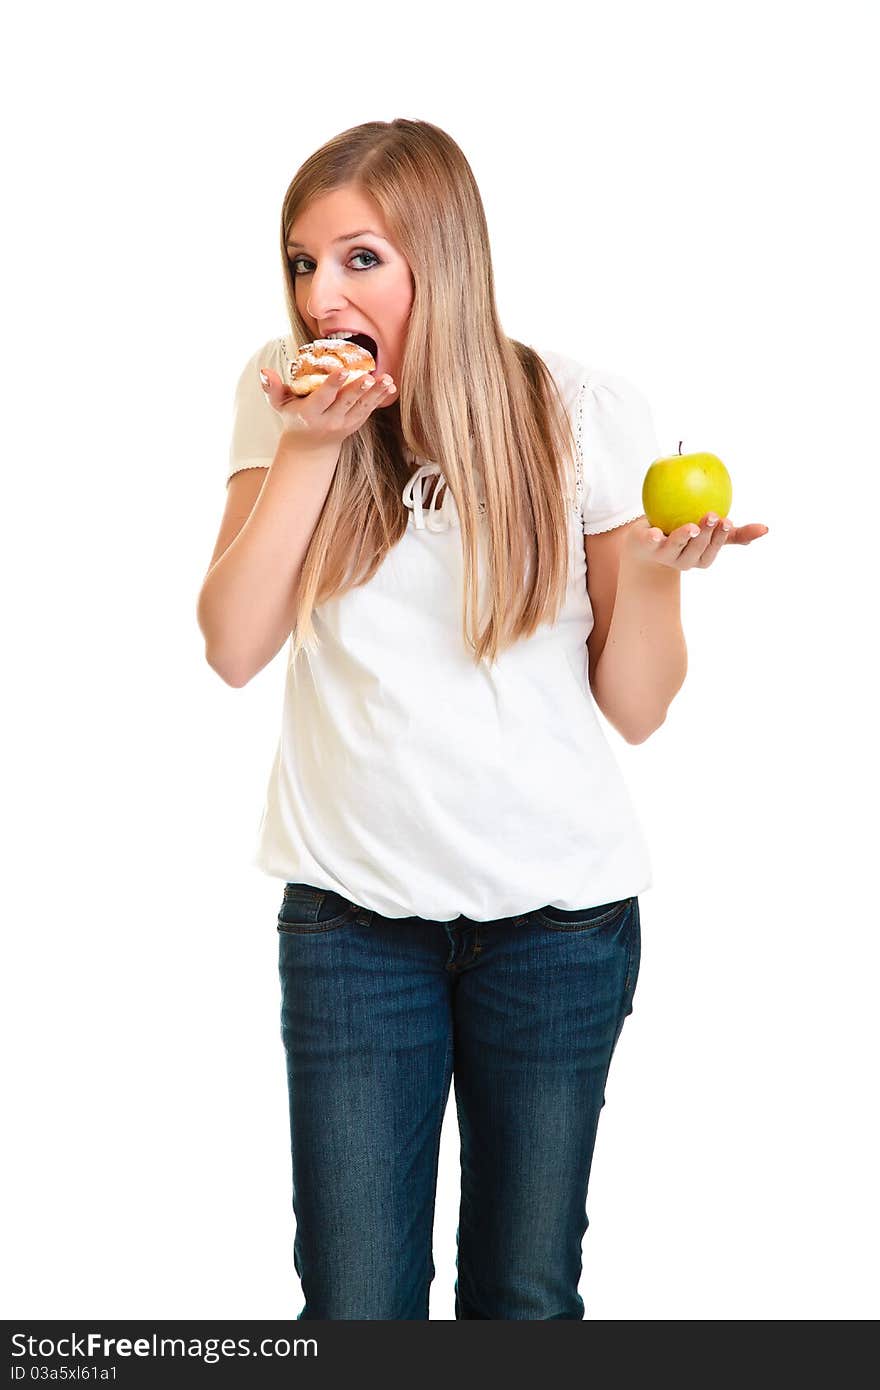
{"left": 698, "top": 516, "right": 730, "bottom": 567}
{"left": 727, "top": 523, "right": 769, "bottom": 544}
{"left": 640, "top": 520, "right": 684, "bottom": 563}
{"left": 642, "top": 525, "right": 667, "bottom": 553}
{"left": 340, "top": 374, "right": 396, "bottom": 416}
{"left": 294, "top": 366, "right": 357, "bottom": 415}
{"left": 319, "top": 367, "right": 385, "bottom": 410}
{"left": 259, "top": 366, "right": 298, "bottom": 410}
{"left": 669, "top": 522, "right": 703, "bottom": 561}
{"left": 332, "top": 372, "right": 376, "bottom": 415}
{"left": 312, "top": 365, "right": 352, "bottom": 407}
{"left": 681, "top": 522, "right": 719, "bottom": 569}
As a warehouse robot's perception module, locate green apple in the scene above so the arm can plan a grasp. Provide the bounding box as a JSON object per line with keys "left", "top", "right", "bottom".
{"left": 642, "top": 443, "right": 732, "bottom": 535}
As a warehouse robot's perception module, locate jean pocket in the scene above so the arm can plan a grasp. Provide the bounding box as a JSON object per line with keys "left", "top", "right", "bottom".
{"left": 532, "top": 896, "right": 633, "bottom": 933}
{"left": 276, "top": 881, "right": 359, "bottom": 935}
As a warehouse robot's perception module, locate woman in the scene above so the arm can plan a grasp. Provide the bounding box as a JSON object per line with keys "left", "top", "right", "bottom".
{"left": 197, "top": 118, "right": 768, "bottom": 1319}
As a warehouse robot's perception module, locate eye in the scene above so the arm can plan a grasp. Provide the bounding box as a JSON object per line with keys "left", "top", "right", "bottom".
{"left": 290, "top": 249, "right": 381, "bottom": 276}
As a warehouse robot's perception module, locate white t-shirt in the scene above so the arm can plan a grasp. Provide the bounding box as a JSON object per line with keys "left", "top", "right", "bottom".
{"left": 226, "top": 335, "right": 660, "bottom": 921}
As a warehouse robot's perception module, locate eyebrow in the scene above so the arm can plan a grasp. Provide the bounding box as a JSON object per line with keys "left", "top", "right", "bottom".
{"left": 286, "top": 229, "right": 386, "bottom": 250}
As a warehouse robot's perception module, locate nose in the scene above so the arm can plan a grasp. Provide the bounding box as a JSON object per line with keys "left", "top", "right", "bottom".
{"left": 305, "top": 259, "right": 350, "bottom": 325}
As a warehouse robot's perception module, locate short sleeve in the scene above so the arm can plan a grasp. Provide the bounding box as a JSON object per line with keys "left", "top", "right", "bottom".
{"left": 579, "top": 368, "right": 661, "bottom": 535}
{"left": 226, "top": 337, "right": 286, "bottom": 485}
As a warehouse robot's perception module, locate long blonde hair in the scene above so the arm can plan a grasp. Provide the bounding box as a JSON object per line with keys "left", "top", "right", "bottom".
{"left": 281, "top": 118, "right": 578, "bottom": 667}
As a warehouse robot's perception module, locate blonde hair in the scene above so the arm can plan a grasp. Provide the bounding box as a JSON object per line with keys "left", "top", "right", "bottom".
{"left": 280, "top": 118, "right": 578, "bottom": 667}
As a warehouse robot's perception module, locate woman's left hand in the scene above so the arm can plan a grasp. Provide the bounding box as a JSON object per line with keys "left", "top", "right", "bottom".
{"left": 625, "top": 513, "right": 770, "bottom": 571}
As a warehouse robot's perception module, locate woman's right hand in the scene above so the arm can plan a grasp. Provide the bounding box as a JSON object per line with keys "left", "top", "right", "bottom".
{"left": 259, "top": 364, "right": 397, "bottom": 452}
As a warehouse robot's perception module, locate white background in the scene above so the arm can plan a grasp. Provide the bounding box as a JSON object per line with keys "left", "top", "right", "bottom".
{"left": 3, "top": 0, "right": 878, "bottom": 1321}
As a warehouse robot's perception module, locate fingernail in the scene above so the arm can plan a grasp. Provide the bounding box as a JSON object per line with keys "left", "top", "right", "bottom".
{"left": 259, "top": 369, "right": 269, "bottom": 389}
{"left": 707, "top": 515, "right": 718, "bottom": 526}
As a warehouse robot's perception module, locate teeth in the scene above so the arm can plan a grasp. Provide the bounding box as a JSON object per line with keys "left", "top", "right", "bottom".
{"left": 324, "top": 331, "right": 356, "bottom": 339}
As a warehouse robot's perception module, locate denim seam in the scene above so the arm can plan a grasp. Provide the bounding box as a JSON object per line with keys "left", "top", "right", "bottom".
{"left": 276, "top": 906, "right": 358, "bottom": 934}
{"left": 534, "top": 897, "right": 631, "bottom": 934}
{"left": 601, "top": 908, "right": 640, "bottom": 1101}
{"left": 623, "top": 901, "right": 640, "bottom": 996}
{"left": 424, "top": 1027, "right": 453, "bottom": 1315}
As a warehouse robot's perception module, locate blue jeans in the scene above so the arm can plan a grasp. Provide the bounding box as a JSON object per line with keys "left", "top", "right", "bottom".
{"left": 277, "top": 884, "right": 641, "bottom": 1320}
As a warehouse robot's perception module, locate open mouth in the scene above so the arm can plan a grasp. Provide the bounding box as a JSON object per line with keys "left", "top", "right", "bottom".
{"left": 350, "top": 332, "right": 378, "bottom": 360}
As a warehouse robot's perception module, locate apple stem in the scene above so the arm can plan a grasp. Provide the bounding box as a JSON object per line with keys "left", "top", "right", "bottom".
{"left": 678, "top": 440, "right": 683, "bottom": 455}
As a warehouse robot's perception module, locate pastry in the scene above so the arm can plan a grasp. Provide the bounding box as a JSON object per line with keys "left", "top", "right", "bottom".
{"left": 289, "top": 338, "right": 376, "bottom": 397}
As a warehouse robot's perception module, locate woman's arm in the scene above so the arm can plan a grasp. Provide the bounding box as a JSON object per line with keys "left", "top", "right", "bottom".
{"left": 586, "top": 507, "right": 769, "bottom": 742}
{"left": 586, "top": 519, "right": 687, "bottom": 744}
{"left": 197, "top": 436, "right": 341, "bottom": 687}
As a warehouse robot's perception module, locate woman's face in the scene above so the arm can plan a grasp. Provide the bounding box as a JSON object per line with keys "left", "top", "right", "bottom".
{"left": 288, "top": 186, "right": 414, "bottom": 402}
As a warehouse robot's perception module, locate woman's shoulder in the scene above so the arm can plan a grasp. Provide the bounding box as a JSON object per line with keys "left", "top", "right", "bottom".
{"left": 235, "top": 333, "right": 290, "bottom": 377}
{"left": 532, "top": 345, "right": 638, "bottom": 389}
{"left": 530, "top": 345, "right": 590, "bottom": 416}
{"left": 533, "top": 347, "right": 652, "bottom": 419}
{"left": 532, "top": 345, "right": 588, "bottom": 381}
